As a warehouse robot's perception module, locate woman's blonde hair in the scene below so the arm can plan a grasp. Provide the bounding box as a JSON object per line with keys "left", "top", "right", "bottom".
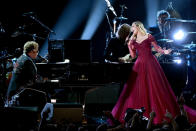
{"left": 23, "top": 41, "right": 39, "bottom": 53}
{"left": 133, "top": 21, "right": 147, "bottom": 35}
{"left": 116, "top": 23, "right": 131, "bottom": 40}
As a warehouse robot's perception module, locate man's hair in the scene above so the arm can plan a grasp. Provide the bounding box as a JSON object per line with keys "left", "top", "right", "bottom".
{"left": 23, "top": 41, "right": 39, "bottom": 54}
{"left": 157, "top": 10, "right": 170, "bottom": 19}
{"left": 116, "top": 23, "right": 131, "bottom": 40}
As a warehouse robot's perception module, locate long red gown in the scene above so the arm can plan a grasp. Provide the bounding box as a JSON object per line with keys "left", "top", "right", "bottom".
{"left": 111, "top": 34, "right": 196, "bottom": 125}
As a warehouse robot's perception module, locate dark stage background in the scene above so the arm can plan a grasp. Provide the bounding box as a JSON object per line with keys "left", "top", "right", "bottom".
{"left": 0, "top": 0, "right": 196, "bottom": 61}
{"left": 0, "top": 0, "right": 196, "bottom": 105}
{"left": 0, "top": 1, "right": 196, "bottom": 128}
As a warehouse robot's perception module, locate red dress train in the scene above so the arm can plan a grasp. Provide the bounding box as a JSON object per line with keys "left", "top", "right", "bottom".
{"left": 111, "top": 34, "right": 196, "bottom": 125}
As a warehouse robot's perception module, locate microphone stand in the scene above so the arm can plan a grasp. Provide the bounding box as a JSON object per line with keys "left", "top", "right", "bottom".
{"left": 105, "top": 9, "right": 115, "bottom": 59}
{"left": 27, "top": 15, "right": 56, "bottom": 47}
{"left": 0, "top": 50, "right": 13, "bottom": 100}
{"left": 27, "top": 15, "right": 56, "bottom": 61}
{"left": 119, "top": 5, "right": 126, "bottom": 26}
{"left": 28, "top": 15, "right": 56, "bottom": 36}
{"left": 105, "top": 9, "right": 114, "bottom": 38}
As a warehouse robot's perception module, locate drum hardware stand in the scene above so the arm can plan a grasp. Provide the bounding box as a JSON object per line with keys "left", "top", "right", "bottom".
{"left": 23, "top": 12, "right": 56, "bottom": 59}
{"left": 182, "top": 50, "right": 195, "bottom": 103}
{"left": 28, "top": 14, "right": 56, "bottom": 44}
{"left": 104, "top": 8, "right": 116, "bottom": 61}
{"left": 104, "top": 2, "right": 128, "bottom": 57}
{"left": 0, "top": 51, "right": 14, "bottom": 101}
{"left": 105, "top": 9, "right": 115, "bottom": 39}
{"left": 27, "top": 14, "right": 55, "bottom": 36}
{"left": 118, "top": 5, "right": 128, "bottom": 26}
{"left": 105, "top": 0, "right": 116, "bottom": 38}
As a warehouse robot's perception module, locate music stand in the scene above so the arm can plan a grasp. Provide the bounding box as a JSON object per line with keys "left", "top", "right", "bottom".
{"left": 48, "top": 40, "right": 65, "bottom": 63}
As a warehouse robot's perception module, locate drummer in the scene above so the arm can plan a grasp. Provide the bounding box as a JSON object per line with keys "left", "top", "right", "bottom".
{"left": 155, "top": 2, "right": 182, "bottom": 40}
{"left": 150, "top": 10, "right": 171, "bottom": 61}
{"left": 156, "top": 10, "right": 170, "bottom": 39}
{"left": 152, "top": 2, "right": 182, "bottom": 60}
{"left": 152, "top": 9, "right": 175, "bottom": 62}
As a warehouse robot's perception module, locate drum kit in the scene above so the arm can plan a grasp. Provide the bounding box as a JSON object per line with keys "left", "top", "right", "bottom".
{"left": 156, "top": 38, "right": 196, "bottom": 63}
{"left": 105, "top": 1, "right": 128, "bottom": 38}
{"left": 155, "top": 17, "right": 196, "bottom": 63}
{"left": 165, "top": 18, "right": 196, "bottom": 23}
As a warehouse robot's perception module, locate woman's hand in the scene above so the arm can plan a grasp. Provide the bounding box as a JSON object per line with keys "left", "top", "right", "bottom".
{"left": 130, "top": 35, "right": 137, "bottom": 41}
{"left": 128, "top": 36, "right": 135, "bottom": 45}
{"left": 164, "top": 48, "right": 172, "bottom": 55}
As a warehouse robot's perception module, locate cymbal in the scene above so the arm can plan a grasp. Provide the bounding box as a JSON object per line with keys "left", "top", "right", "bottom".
{"left": 115, "top": 16, "right": 128, "bottom": 20}
{"left": 174, "top": 48, "right": 196, "bottom": 54}
{"left": 157, "top": 39, "right": 174, "bottom": 43}
{"left": 182, "top": 43, "right": 196, "bottom": 49}
{"left": 11, "top": 31, "right": 23, "bottom": 37}
{"left": 165, "top": 18, "right": 196, "bottom": 23}
{"left": 11, "top": 31, "right": 45, "bottom": 40}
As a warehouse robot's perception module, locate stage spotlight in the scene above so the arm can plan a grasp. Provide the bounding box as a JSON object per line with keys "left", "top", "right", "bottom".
{"left": 39, "top": 0, "right": 92, "bottom": 57}
{"left": 81, "top": 0, "right": 116, "bottom": 39}
{"left": 173, "top": 30, "right": 186, "bottom": 40}
{"left": 81, "top": 0, "right": 106, "bottom": 39}
{"left": 145, "top": 0, "right": 158, "bottom": 27}
{"left": 173, "top": 58, "right": 182, "bottom": 64}
{"left": 51, "top": 99, "right": 57, "bottom": 103}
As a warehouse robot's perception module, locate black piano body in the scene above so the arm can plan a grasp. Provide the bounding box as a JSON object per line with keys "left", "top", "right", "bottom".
{"left": 36, "top": 62, "right": 187, "bottom": 95}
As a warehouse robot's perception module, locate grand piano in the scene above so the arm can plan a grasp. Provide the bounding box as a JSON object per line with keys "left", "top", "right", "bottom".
{"left": 36, "top": 62, "right": 133, "bottom": 85}
{"left": 41, "top": 39, "right": 188, "bottom": 92}
{"left": 36, "top": 62, "right": 187, "bottom": 100}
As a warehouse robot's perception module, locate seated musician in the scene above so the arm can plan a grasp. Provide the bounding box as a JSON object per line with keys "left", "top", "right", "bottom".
{"left": 5, "top": 41, "right": 47, "bottom": 110}
{"left": 151, "top": 2, "right": 181, "bottom": 61}
{"left": 104, "top": 23, "right": 134, "bottom": 63}
{"left": 151, "top": 2, "right": 181, "bottom": 40}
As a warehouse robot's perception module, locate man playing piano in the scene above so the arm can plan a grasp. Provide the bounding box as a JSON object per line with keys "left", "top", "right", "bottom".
{"left": 5, "top": 41, "right": 47, "bottom": 110}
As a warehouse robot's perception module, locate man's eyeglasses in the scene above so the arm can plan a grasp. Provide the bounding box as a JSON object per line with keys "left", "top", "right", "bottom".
{"left": 32, "top": 50, "right": 39, "bottom": 53}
